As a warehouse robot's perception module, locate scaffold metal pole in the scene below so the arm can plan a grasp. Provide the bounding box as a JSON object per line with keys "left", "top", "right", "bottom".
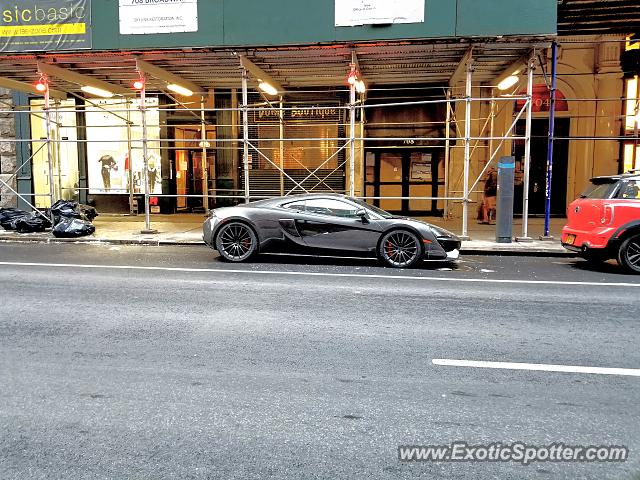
{"left": 241, "top": 67, "right": 250, "bottom": 203}
{"left": 139, "top": 74, "right": 156, "bottom": 234}
{"left": 444, "top": 89, "right": 451, "bottom": 217}
{"left": 44, "top": 78, "right": 55, "bottom": 217}
{"left": 279, "top": 96, "right": 285, "bottom": 196}
{"left": 518, "top": 54, "right": 535, "bottom": 241}
{"left": 461, "top": 61, "right": 473, "bottom": 239}
{"left": 200, "top": 95, "right": 210, "bottom": 212}
{"left": 349, "top": 65, "right": 357, "bottom": 198}
{"left": 126, "top": 99, "right": 135, "bottom": 214}
{"left": 542, "top": 42, "right": 558, "bottom": 240}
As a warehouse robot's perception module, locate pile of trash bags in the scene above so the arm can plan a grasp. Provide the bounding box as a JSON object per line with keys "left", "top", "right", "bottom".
{"left": 0, "top": 208, "right": 51, "bottom": 233}
{"left": 0, "top": 200, "right": 98, "bottom": 238}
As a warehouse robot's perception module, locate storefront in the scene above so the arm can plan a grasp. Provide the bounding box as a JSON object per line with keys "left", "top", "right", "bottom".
{"left": 0, "top": 0, "right": 572, "bottom": 231}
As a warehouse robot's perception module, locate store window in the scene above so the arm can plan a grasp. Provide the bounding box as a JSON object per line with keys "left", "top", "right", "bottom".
{"left": 623, "top": 76, "right": 639, "bottom": 172}
{"left": 30, "top": 99, "right": 79, "bottom": 208}
{"left": 253, "top": 104, "right": 342, "bottom": 170}
{"left": 85, "top": 98, "right": 161, "bottom": 194}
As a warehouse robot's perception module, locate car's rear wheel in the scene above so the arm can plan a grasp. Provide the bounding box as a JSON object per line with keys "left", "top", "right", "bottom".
{"left": 378, "top": 230, "right": 422, "bottom": 268}
{"left": 215, "top": 222, "right": 257, "bottom": 262}
{"left": 617, "top": 233, "right": 640, "bottom": 274}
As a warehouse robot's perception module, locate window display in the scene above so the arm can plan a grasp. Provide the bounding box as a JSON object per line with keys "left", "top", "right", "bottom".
{"left": 85, "top": 98, "right": 161, "bottom": 194}
{"left": 29, "top": 99, "right": 79, "bottom": 208}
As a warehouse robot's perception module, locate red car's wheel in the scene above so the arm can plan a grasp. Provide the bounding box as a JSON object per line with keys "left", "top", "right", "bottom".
{"left": 617, "top": 233, "right": 640, "bottom": 274}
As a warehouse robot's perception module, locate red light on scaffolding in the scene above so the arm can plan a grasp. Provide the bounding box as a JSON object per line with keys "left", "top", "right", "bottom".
{"left": 133, "top": 79, "right": 144, "bottom": 90}
{"left": 35, "top": 78, "right": 47, "bottom": 93}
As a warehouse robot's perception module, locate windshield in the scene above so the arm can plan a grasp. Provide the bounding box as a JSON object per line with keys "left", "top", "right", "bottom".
{"left": 350, "top": 198, "right": 394, "bottom": 218}
{"left": 579, "top": 181, "right": 618, "bottom": 199}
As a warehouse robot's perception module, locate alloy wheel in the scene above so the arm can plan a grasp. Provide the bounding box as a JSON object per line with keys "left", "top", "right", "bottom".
{"left": 379, "top": 230, "right": 421, "bottom": 268}
{"left": 618, "top": 234, "right": 640, "bottom": 274}
{"left": 216, "top": 222, "right": 257, "bottom": 262}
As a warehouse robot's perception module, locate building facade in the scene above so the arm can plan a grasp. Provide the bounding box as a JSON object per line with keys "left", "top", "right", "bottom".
{"left": 0, "top": 0, "right": 637, "bottom": 229}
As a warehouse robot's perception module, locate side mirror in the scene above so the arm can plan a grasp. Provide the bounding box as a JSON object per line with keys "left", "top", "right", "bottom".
{"left": 355, "top": 208, "right": 368, "bottom": 222}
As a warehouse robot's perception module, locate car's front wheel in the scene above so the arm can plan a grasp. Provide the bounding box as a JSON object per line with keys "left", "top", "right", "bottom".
{"left": 215, "top": 222, "right": 257, "bottom": 262}
{"left": 617, "top": 233, "right": 640, "bottom": 274}
{"left": 378, "top": 230, "right": 422, "bottom": 268}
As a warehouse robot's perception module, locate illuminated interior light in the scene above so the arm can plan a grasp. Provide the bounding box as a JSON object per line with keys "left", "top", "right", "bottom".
{"left": 81, "top": 85, "right": 114, "bottom": 98}
{"left": 258, "top": 81, "right": 278, "bottom": 96}
{"left": 497, "top": 75, "right": 520, "bottom": 91}
{"left": 167, "top": 83, "right": 194, "bottom": 97}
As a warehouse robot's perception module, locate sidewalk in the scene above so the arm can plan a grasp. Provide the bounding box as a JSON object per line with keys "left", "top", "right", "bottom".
{"left": 0, "top": 213, "right": 571, "bottom": 255}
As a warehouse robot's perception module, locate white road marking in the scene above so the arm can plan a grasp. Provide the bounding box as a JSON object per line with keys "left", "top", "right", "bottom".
{"left": 0, "top": 261, "right": 640, "bottom": 288}
{"left": 432, "top": 359, "right": 640, "bottom": 377}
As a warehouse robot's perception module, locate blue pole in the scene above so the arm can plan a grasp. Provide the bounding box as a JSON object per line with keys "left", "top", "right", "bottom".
{"left": 543, "top": 42, "right": 557, "bottom": 237}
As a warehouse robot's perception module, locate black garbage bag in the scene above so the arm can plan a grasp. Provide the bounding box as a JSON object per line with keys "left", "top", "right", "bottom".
{"left": 52, "top": 217, "right": 96, "bottom": 238}
{"left": 14, "top": 214, "right": 52, "bottom": 233}
{"left": 0, "top": 208, "right": 30, "bottom": 230}
{"left": 49, "top": 200, "right": 99, "bottom": 223}
{"left": 79, "top": 204, "right": 99, "bottom": 221}
{"left": 50, "top": 200, "right": 82, "bottom": 223}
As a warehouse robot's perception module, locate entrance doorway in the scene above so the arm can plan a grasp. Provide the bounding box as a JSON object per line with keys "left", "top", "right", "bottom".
{"left": 172, "top": 125, "right": 216, "bottom": 212}
{"left": 514, "top": 118, "right": 569, "bottom": 216}
{"left": 175, "top": 149, "right": 215, "bottom": 211}
{"left": 364, "top": 150, "right": 441, "bottom": 215}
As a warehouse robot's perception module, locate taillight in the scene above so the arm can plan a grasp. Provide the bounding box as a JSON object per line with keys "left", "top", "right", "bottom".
{"left": 601, "top": 205, "right": 614, "bottom": 225}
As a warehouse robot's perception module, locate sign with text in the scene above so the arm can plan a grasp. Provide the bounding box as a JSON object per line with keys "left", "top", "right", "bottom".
{"left": 515, "top": 85, "right": 568, "bottom": 113}
{"left": 119, "top": 0, "right": 198, "bottom": 35}
{"left": 253, "top": 105, "right": 342, "bottom": 123}
{"left": 0, "top": 0, "right": 91, "bottom": 52}
{"left": 335, "top": 0, "right": 424, "bottom": 27}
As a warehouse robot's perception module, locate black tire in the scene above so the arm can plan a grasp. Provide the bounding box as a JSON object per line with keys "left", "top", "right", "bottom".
{"left": 617, "top": 234, "right": 640, "bottom": 274}
{"left": 215, "top": 222, "right": 258, "bottom": 262}
{"left": 378, "top": 230, "right": 423, "bottom": 268}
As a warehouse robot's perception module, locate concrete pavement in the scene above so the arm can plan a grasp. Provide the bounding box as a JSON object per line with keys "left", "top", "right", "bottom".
{"left": 0, "top": 213, "right": 570, "bottom": 255}
{"left": 0, "top": 243, "right": 638, "bottom": 479}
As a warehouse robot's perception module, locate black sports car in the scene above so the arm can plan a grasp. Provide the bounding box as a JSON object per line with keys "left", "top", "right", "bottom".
{"left": 203, "top": 194, "right": 461, "bottom": 268}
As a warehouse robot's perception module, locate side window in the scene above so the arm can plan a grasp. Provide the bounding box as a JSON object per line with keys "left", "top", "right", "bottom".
{"left": 619, "top": 180, "right": 640, "bottom": 199}
{"left": 304, "top": 198, "right": 359, "bottom": 218}
{"left": 283, "top": 201, "right": 306, "bottom": 211}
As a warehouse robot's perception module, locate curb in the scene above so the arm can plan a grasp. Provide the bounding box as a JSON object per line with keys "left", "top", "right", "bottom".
{"left": 0, "top": 235, "right": 573, "bottom": 256}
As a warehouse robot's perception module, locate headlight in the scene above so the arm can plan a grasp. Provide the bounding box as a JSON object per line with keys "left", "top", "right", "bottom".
{"left": 207, "top": 210, "right": 217, "bottom": 219}
{"left": 430, "top": 225, "right": 455, "bottom": 238}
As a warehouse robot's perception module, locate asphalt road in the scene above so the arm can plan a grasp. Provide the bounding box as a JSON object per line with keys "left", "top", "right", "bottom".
{"left": 0, "top": 243, "right": 639, "bottom": 479}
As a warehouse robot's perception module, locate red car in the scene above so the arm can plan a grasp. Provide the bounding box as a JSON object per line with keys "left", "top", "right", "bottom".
{"left": 561, "top": 171, "right": 640, "bottom": 273}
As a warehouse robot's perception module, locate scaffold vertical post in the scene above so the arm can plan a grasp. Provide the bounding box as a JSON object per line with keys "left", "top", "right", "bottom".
{"left": 126, "top": 99, "right": 135, "bottom": 215}
{"left": 461, "top": 62, "right": 473, "bottom": 239}
{"left": 54, "top": 99, "right": 62, "bottom": 200}
{"left": 200, "top": 95, "right": 209, "bottom": 212}
{"left": 542, "top": 42, "right": 558, "bottom": 240}
{"left": 518, "top": 54, "right": 535, "bottom": 241}
{"left": 241, "top": 66, "right": 250, "bottom": 203}
{"left": 349, "top": 64, "right": 356, "bottom": 198}
{"left": 444, "top": 89, "right": 451, "bottom": 218}
{"left": 139, "top": 74, "right": 156, "bottom": 234}
{"left": 279, "top": 96, "right": 285, "bottom": 196}
{"left": 44, "top": 77, "right": 55, "bottom": 217}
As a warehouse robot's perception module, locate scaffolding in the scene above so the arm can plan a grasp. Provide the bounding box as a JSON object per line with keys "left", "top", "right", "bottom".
{"left": 1, "top": 37, "right": 638, "bottom": 240}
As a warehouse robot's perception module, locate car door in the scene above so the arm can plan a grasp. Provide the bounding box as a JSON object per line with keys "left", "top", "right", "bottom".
{"left": 275, "top": 200, "right": 308, "bottom": 248}
{"left": 295, "top": 198, "right": 381, "bottom": 252}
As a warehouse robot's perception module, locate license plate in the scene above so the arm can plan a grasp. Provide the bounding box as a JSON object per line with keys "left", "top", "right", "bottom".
{"left": 565, "top": 234, "right": 576, "bottom": 245}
